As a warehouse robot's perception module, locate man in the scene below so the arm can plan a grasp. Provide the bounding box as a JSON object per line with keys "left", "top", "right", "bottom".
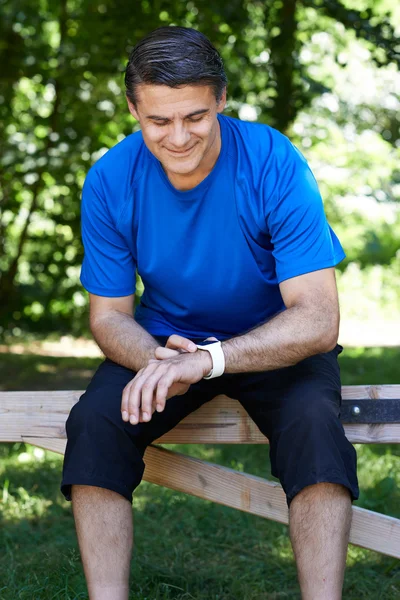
{"left": 61, "top": 25, "right": 358, "bottom": 600}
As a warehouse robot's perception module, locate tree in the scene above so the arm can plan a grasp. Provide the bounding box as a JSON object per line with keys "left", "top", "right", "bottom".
{"left": 0, "top": 0, "right": 399, "bottom": 334}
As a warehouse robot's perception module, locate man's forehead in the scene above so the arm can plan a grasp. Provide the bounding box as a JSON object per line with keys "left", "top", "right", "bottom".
{"left": 135, "top": 83, "right": 216, "bottom": 115}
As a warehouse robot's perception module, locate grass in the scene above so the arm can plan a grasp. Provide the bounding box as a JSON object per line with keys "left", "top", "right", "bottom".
{"left": 0, "top": 345, "right": 399, "bottom": 599}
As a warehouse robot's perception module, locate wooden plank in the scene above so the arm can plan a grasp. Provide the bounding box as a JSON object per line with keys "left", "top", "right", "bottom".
{"left": 342, "top": 424, "right": 400, "bottom": 444}
{"left": 342, "top": 385, "right": 400, "bottom": 400}
{"left": 1, "top": 391, "right": 400, "bottom": 444}
{"left": 22, "top": 437, "right": 67, "bottom": 454}
{"left": 144, "top": 445, "right": 287, "bottom": 522}
{"left": 143, "top": 445, "right": 400, "bottom": 559}
{"left": 12, "top": 425, "right": 400, "bottom": 445}
{"left": 1, "top": 385, "right": 399, "bottom": 402}
{"left": 0, "top": 391, "right": 80, "bottom": 442}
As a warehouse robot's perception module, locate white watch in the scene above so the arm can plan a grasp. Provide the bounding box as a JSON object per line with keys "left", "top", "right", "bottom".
{"left": 196, "top": 340, "right": 225, "bottom": 380}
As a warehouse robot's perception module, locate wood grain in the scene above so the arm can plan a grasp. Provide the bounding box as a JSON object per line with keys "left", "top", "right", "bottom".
{"left": 1, "top": 389, "right": 399, "bottom": 444}
{"left": 143, "top": 445, "right": 400, "bottom": 559}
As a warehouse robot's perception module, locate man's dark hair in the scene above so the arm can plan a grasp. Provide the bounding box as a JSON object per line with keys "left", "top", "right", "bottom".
{"left": 125, "top": 26, "right": 227, "bottom": 105}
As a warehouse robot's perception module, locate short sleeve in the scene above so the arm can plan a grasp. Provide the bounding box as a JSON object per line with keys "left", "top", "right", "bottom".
{"left": 266, "top": 142, "right": 345, "bottom": 283}
{"left": 80, "top": 168, "right": 136, "bottom": 297}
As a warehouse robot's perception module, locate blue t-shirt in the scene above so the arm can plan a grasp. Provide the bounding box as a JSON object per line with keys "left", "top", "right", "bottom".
{"left": 80, "top": 114, "right": 345, "bottom": 340}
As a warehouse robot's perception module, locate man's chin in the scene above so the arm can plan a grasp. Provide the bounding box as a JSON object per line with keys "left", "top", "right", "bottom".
{"left": 162, "top": 156, "right": 201, "bottom": 176}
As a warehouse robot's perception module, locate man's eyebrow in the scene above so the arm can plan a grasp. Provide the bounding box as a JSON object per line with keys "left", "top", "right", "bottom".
{"left": 145, "top": 109, "right": 210, "bottom": 121}
{"left": 185, "top": 109, "right": 210, "bottom": 118}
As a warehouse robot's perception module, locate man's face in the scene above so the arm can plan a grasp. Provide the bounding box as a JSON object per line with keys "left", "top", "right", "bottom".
{"left": 127, "top": 84, "right": 226, "bottom": 177}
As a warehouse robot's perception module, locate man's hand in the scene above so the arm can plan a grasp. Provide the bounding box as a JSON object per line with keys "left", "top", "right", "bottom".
{"left": 154, "top": 334, "right": 218, "bottom": 359}
{"left": 121, "top": 347, "right": 212, "bottom": 425}
{"left": 121, "top": 334, "right": 196, "bottom": 425}
{"left": 151, "top": 335, "right": 199, "bottom": 407}
{"left": 154, "top": 334, "right": 198, "bottom": 360}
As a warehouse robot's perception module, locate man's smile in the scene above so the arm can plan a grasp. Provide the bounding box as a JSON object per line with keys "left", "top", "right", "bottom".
{"left": 164, "top": 143, "right": 198, "bottom": 155}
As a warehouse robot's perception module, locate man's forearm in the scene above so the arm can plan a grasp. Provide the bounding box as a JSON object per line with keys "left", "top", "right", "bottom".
{"left": 91, "top": 311, "right": 159, "bottom": 372}
{"left": 222, "top": 304, "right": 338, "bottom": 374}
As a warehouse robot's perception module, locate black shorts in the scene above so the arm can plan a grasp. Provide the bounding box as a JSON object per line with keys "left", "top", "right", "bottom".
{"left": 61, "top": 341, "right": 359, "bottom": 507}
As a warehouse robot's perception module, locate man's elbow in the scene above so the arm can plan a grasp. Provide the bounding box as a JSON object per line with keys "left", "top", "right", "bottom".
{"left": 317, "top": 318, "right": 340, "bottom": 353}
{"left": 89, "top": 310, "right": 115, "bottom": 341}
{"left": 89, "top": 313, "right": 104, "bottom": 336}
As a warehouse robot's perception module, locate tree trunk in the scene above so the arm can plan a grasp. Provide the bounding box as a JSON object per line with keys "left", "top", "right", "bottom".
{"left": 269, "top": 0, "right": 298, "bottom": 134}
{"left": 0, "top": 0, "right": 68, "bottom": 319}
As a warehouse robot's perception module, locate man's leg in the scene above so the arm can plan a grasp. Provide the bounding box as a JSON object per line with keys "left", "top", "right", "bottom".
{"left": 72, "top": 486, "right": 133, "bottom": 600}
{"left": 230, "top": 346, "right": 358, "bottom": 599}
{"left": 289, "top": 482, "right": 352, "bottom": 600}
{"left": 61, "top": 356, "right": 226, "bottom": 598}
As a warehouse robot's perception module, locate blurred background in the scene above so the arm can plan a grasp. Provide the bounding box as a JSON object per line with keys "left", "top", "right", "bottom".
{"left": 1, "top": 0, "right": 399, "bottom": 344}
{"left": 0, "top": 1, "right": 399, "bottom": 599}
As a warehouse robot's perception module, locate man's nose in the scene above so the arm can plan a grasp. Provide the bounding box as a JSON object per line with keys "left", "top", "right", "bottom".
{"left": 168, "top": 122, "right": 191, "bottom": 148}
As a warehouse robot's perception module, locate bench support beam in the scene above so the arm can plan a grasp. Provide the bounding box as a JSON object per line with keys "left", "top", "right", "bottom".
{"left": 144, "top": 445, "right": 400, "bottom": 560}
{"left": 20, "top": 436, "right": 400, "bottom": 559}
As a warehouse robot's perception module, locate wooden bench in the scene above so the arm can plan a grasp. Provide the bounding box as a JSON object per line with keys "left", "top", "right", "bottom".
{"left": 1, "top": 385, "right": 399, "bottom": 558}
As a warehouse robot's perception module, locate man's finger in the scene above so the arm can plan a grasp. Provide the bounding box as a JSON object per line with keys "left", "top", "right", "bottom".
{"left": 128, "top": 361, "right": 163, "bottom": 421}
{"left": 166, "top": 334, "right": 197, "bottom": 352}
{"left": 126, "top": 379, "right": 143, "bottom": 425}
{"left": 156, "top": 373, "right": 175, "bottom": 408}
{"left": 155, "top": 347, "right": 180, "bottom": 360}
{"left": 139, "top": 392, "right": 158, "bottom": 421}
{"left": 127, "top": 367, "right": 156, "bottom": 424}
{"left": 121, "top": 374, "right": 140, "bottom": 422}
{"left": 139, "top": 369, "right": 166, "bottom": 422}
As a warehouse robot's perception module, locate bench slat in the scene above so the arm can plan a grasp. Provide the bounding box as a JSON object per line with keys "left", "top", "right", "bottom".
{"left": 1, "top": 389, "right": 400, "bottom": 444}
{"left": 22, "top": 437, "right": 66, "bottom": 454}
{"left": 1, "top": 385, "right": 400, "bottom": 402}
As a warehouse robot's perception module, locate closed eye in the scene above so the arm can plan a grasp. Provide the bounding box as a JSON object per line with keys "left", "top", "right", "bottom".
{"left": 153, "top": 117, "right": 203, "bottom": 126}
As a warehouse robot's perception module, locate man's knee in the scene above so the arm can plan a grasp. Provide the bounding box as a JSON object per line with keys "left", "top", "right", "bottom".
{"left": 288, "top": 388, "right": 340, "bottom": 426}
{"left": 66, "top": 382, "right": 125, "bottom": 438}
{"left": 269, "top": 391, "right": 359, "bottom": 507}
{"left": 61, "top": 382, "right": 146, "bottom": 504}
{"left": 66, "top": 390, "right": 110, "bottom": 437}
{"left": 290, "top": 482, "right": 352, "bottom": 507}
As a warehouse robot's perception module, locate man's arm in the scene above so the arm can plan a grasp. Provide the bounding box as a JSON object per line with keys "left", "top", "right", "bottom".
{"left": 89, "top": 293, "right": 199, "bottom": 424}
{"left": 89, "top": 292, "right": 160, "bottom": 371}
{"left": 221, "top": 266, "right": 340, "bottom": 372}
{"left": 123, "top": 267, "right": 340, "bottom": 425}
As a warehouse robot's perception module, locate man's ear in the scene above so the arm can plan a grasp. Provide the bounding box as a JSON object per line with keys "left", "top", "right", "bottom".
{"left": 126, "top": 97, "right": 139, "bottom": 121}
{"left": 217, "top": 87, "right": 227, "bottom": 113}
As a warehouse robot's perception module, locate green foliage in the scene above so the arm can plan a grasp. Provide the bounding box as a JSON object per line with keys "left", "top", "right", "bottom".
{"left": 1, "top": 0, "right": 399, "bottom": 334}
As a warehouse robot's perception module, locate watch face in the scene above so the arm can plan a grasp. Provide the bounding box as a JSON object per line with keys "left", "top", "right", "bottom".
{"left": 197, "top": 340, "right": 219, "bottom": 347}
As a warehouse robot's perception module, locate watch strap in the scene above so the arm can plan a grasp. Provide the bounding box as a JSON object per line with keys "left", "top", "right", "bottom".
{"left": 196, "top": 340, "right": 225, "bottom": 379}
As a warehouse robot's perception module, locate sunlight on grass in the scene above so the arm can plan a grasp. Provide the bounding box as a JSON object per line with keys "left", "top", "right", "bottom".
{"left": 0, "top": 447, "right": 59, "bottom": 522}
{"left": 347, "top": 545, "right": 377, "bottom": 566}
{"left": 355, "top": 445, "right": 400, "bottom": 516}
{"left": 1, "top": 482, "right": 52, "bottom": 521}
{"left": 160, "top": 443, "right": 225, "bottom": 463}
{"left": 357, "top": 446, "right": 400, "bottom": 486}
{"left": 36, "top": 363, "right": 58, "bottom": 373}
{"left": 270, "top": 535, "right": 295, "bottom": 562}
{"left": 344, "top": 347, "right": 385, "bottom": 359}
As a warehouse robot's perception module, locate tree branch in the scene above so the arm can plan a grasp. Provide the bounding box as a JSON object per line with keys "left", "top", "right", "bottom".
{"left": 303, "top": 0, "right": 400, "bottom": 68}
